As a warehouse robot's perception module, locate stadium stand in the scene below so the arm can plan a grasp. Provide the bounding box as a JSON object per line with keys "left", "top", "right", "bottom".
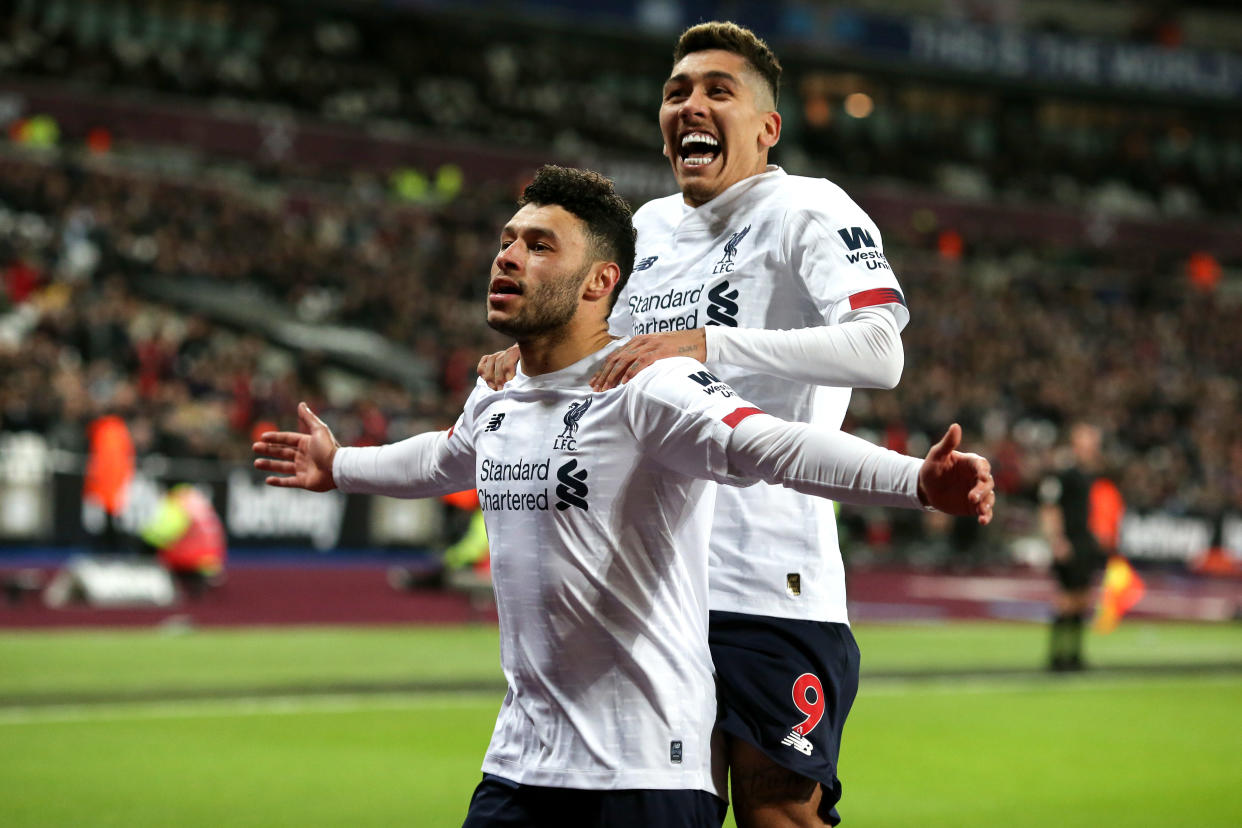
{"left": 1, "top": 0, "right": 1240, "bottom": 568}
{"left": 5, "top": 0, "right": 1241, "bottom": 216}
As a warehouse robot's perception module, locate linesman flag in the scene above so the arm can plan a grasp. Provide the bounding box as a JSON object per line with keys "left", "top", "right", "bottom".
{"left": 1093, "top": 555, "right": 1146, "bottom": 634}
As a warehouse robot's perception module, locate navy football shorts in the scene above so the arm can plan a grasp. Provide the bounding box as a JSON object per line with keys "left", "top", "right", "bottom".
{"left": 1053, "top": 547, "right": 1104, "bottom": 591}
{"left": 709, "top": 610, "right": 861, "bottom": 826}
{"left": 461, "top": 773, "right": 728, "bottom": 828}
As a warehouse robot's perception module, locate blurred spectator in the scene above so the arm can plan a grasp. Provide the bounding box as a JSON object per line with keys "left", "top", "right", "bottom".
{"left": 139, "top": 483, "right": 227, "bottom": 598}
{"left": 0, "top": 1, "right": 1239, "bottom": 567}
{"left": 82, "top": 411, "right": 134, "bottom": 550}
{"left": 2, "top": 1, "right": 1240, "bottom": 217}
{"left": 2, "top": 142, "right": 1239, "bottom": 530}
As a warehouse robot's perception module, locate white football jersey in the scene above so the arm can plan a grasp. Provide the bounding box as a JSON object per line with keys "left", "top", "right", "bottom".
{"left": 404, "top": 343, "right": 761, "bottom": 793}
{"left": 611, "top": 166, "right": 909, "bottom": 623}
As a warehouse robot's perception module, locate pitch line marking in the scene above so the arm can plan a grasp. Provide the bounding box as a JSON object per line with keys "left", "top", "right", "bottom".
{"left": 3, "top": 673, "right": 1239, "bottom": 726}
{"left": 0, "top": 689, "right": 503, "bottom": 726}
{"left": 862, "top": 672, "right": 1242, "bottom": 697}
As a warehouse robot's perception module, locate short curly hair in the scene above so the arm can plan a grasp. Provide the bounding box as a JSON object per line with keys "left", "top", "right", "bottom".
{"left": 674, "top": 21, "right": 781, "bottom": 108}
{"left": 520, "top": 165, "right": 636, "bottom": 307}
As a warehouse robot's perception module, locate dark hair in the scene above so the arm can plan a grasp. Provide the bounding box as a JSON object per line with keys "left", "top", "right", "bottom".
{"left": 520, "top": 165, "right": 636, "bottom": 307}
{"left": 673, "top": 21, "right": 781, "bottom": 108}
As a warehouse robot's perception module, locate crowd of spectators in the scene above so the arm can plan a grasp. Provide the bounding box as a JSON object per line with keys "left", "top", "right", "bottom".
{"left": 2, "top": 142, "right": 1239, "bottom": 524}
{"left": 0, "top": 151, "right": 509, "bottom": 465}
{"left": 4, "top": 0, "right": 1241, "bottom": 218}
{"left": 1, "top": 1, "right": 1240, "bottom": 558}
{"left": 852, "top": 247, "right": 1242, "bottom": 521}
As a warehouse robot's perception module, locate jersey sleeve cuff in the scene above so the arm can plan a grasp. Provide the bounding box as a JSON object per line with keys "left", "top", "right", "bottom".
{"left": 332, "top": 446, "right": 353, "bottom": 493}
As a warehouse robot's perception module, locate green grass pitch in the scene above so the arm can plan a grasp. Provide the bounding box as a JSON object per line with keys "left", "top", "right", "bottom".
{"left": 1, "top": 622, "right": 1239, "bottom": 827}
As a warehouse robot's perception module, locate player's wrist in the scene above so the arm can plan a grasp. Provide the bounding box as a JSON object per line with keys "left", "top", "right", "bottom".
{"left": 915, "top": 478, "right": 934, "bottom": 511}
{"left": 326, "top": 444, "right": 340, "bottom": 490}
{"left": 686, "top": 328, "right": 707, "bottom": 361}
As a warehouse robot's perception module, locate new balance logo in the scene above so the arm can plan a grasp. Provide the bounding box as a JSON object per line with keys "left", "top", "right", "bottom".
{"left": 705, "top": 280, "right": 739, "bottom": 327}
{"left": 781, "top": 730, "right": 814, "bottom": 756}
{"left": 634, "top": 255, "right": 659, "bottom": 272}
{"left": 838, "top": 226, "right": 876, "bottom": 251}
{"left": 555, "top": 459, "right": 589, "bottom": 511}
{"left": 484, "top": 413, "right": 506, "bottom": 432}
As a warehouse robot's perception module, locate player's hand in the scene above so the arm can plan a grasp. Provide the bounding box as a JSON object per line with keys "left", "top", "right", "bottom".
{"left": 252, "top": 402, "right": 340, "bottom": 492}
{"left": 917, "top": 424, "right": 995, "bottom": 525}
{"left": 478, "top": 345, "right": 520, "bottom": 391}
{"left": 590, "top": 329, "right": 707, "bottom": 391}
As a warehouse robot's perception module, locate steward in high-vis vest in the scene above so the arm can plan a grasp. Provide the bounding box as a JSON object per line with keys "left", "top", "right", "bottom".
{"left": 140, "top": 484, "right": 227, "bottom": 597}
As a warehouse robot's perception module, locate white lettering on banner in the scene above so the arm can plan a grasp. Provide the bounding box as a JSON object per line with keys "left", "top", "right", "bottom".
{"left": 1110, "top": 46, "right": 1233, "bottom": 96}
{"left": 1221, "top": 515, "right": 1242, "bottom": 562}
{"left": 0, "top": 432, "right": 50, "bottom": 484}
{"left": 227, "top": 470, "right": 345, "bottom": 549}
{"left": 1035, "top": 35, "right": 1100, "bottom": 84}
{"left": 906, "top": 17, "right": 1242, "bottom": 98}
{"left": 55, "top": 557, "right": 177, "bottom": 607}
{"left": 1119, "top": 514, "right": 1213, "bottom": 562}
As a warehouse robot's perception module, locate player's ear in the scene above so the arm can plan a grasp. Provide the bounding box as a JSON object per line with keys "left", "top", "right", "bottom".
{"left": 582, "top": 262, "right": 620, "bottom": 303}
{"left": 760, "top": 110, "right": 781, "bottom": 150}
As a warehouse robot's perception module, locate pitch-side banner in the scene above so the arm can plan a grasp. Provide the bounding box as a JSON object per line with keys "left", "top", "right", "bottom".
{"left": 814, "top": 9, "right": 1242, "bottom": 102}
{"left": 17, "top": 469, "right": 438, "bottom": 551}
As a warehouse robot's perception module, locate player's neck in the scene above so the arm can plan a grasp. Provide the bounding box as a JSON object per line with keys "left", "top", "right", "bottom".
{"left": 681, "top": 157, "right": 771, "bottom": 207}
{"left": 516, "top": 322, "right": 612, "bottom": 377}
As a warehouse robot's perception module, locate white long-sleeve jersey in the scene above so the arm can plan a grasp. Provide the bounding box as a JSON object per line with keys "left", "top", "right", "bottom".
{"left": 610, "top": 166, "right": 909, "bottom": 622}
{"left": 333, "top": 342, "right": 921, "bottom": 794}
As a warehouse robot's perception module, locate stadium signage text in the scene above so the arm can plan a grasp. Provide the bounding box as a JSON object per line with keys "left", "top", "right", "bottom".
{"left": 227, "top": 471, "right": 345, "bottom": 550}
{"left": 1119, "top": 513, "right": 1215, "bottom": 562}
{"left": 825, "top": 10, "right": 1242, "bottom": 101}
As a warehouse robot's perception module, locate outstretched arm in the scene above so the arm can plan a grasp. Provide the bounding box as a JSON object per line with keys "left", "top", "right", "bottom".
{"left": 252, "top": 402, "right": 340, "bottom": 491}
{"left": 253, "top": 402, "right": 475, "bottom": 498}
{"left": 727, "top": 415, "right": 994, "bottom": 524}
{"left": 589, "top": 307, "right": 902, "bottom": 391}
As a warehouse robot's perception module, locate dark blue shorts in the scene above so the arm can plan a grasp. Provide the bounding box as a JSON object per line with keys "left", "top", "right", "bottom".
{"left": 461, "top": 774, "right": 728, "bottom": 828}
{"left": 709, "top": 610, "right": 861, "bottom": 826}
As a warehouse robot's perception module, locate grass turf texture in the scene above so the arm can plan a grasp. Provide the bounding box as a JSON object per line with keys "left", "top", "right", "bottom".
{"left": 1, "top": 622, "right": 1239, "bottom": 826}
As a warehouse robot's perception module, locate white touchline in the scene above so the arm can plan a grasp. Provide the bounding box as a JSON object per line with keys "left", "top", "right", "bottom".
{"left": 861, "top": 672, "right": 1242, "bottom": 698}
{"left": 0, "top": 689, "right": 504, "bottom": 727}
{"left": 2, "top": 673, "right": 1237, "bottom": 726}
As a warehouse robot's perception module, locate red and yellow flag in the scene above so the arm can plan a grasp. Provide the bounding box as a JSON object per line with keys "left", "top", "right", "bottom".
{"left": 1094, "top": 555, "right": 1146, "bottom": 633}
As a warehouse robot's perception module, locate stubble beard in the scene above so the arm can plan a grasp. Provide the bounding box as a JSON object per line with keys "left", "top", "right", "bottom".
{"left": 487, "top": 261, "right": 589, "bottom": 341}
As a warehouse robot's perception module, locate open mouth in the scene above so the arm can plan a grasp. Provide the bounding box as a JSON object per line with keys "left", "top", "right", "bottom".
{"left": 488, "top": 277, "right": 523, "bottom": 307}
{"left": 489, "top": 277, "right": 522, "bottom": 297}
{"left": 678, "top": 131, "right": 720, "bottom": 168}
